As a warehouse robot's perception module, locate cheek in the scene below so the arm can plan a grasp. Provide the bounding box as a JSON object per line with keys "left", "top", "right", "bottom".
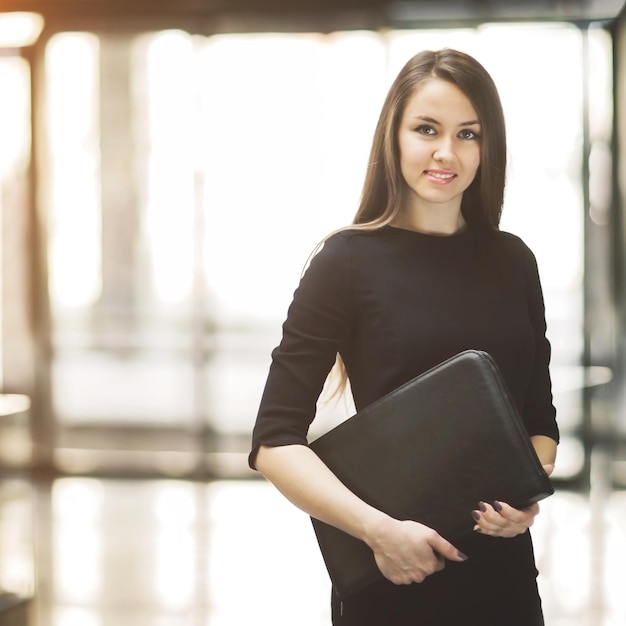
{"left": 399, "top": 139, "right": 428, "bottom": 169}
{"left": 465, "top": 148, "right": 481, "bottom": 176}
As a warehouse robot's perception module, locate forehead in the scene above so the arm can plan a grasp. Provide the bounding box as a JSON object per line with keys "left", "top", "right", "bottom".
{"left": 403, "top": 78, "right": 478, "bottom": 121}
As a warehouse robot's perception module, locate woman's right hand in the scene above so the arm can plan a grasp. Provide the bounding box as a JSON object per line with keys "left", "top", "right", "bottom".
{"left": 256, "top": 445, "right": 468, "bottom": 585}
{"left": 365, "top": 516, "right": 468, "bottom": 585}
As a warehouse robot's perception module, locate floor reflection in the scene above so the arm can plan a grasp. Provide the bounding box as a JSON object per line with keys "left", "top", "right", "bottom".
{"left": 18, "top": 469, "right": 626, "bottom": 625}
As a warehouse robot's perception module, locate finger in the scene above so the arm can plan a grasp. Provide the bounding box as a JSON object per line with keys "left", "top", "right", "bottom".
{"left": 472, "top": 506, "right": 508, "bottom": 533}
{"left": 428, "top": 534, "right": 468, "bottom": 562}
{"left": 473, "top": 511, "right": 524, "bottom": 536}
{"left": 472, "top": 501, "right": 536, "bottom": 536}
{"left": 493, "top": 501, "right": 539, "bottom": 524}
{"left": 473, "top": 502, "right": 507, "bottom": 527}
{"left": 473, "top": 522, "right": 522, "bottom": 538}
{"left": 543, "top": 463, "right": 555, "bottom": 476}
{"left": 405, "top": 552, "right": 446, "bottom": 579}
{"left": 433, "top": 551, "right": 446, "bottom": 572}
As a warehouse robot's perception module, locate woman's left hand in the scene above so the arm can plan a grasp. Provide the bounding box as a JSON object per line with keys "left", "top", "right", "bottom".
{"left": 471, "top": 463, "right": 554, "bottom": 538}
{"left": 471, "top": 500, "right": 540, "bottom": 537}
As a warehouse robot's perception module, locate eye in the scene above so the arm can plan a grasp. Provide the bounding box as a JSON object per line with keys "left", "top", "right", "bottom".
{"left": 415, "top": 124, "right": 436, "bottom": 136}
{"left": 459, "top": 128, "right": 480, "bottom": 140}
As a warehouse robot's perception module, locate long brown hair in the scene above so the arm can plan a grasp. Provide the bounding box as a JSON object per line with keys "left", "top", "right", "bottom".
{"left": 354, "top": 48, "right": 507, "bottom": 230}
{"left": 322, "top": 48, "right": 508, "bottom": 398}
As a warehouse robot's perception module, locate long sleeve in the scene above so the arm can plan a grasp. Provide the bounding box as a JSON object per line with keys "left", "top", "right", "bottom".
{"left": 518, "top": 241, "right": 559, "bottom": 442}
{"left": 249, "top": 233, "right": 353, "bottom": 469}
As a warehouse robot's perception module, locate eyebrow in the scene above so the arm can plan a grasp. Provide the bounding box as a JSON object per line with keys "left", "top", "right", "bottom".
{"left": 414, "top": 115, "right": 481, "bottom": 127}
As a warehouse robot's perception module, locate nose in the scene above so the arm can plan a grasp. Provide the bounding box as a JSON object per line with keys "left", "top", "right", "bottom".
{"left": 433, "top": 136, "right": 454, "bottom": 162}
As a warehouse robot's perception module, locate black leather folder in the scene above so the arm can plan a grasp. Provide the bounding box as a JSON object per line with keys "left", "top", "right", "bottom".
{"left": 309, "top": 350, "right": 554, "bottom": 600}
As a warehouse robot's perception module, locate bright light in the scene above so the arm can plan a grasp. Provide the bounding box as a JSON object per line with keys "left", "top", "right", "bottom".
{"left": 46, "top": 33, "right": 101, "bottom": 308}
{"left": 144, "top": 30, "right": 195, "bottom": 304}
{"left": 0, "top": 12, "right": 44, "bottom": 48}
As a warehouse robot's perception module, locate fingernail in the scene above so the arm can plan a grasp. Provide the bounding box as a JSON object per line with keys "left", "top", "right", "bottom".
{"left": 458, "top": 551, "right": 469, "bottom": 561}
{"left": 471, "top": 511, "right": 481, "bottom": 521}
{"left": 474, "top": 527, "right": 482, "bottom": 533}
{"left": 493, "top": 501, "right": 503, "bottom": 512}
{"left": 478, "top": 501, "right": 487, "bottom": 512}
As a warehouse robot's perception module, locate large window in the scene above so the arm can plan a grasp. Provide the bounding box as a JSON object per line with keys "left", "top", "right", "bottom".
{"left": 42, "top": 23, "right": 610, "bottom": 477}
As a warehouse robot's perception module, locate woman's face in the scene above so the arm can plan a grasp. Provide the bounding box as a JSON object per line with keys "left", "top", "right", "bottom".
{"left": 397, "top": 78, "right": 481, "bottom": 216}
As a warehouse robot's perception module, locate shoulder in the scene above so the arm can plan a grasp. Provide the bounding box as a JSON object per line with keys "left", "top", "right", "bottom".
{"left": 492, "top": 229, "right": 531, "bottom": 251}
{"left": 487, "top": 230, "right": 545, "bottom": 293}
{"left": 294, "top": 228, "right": 377, "bottom": 308}
{"left": 310, "top": 227, "right": 385, "bottom": 265}
{"left": 489, "top": 230, "right": 538, "bottom": 264}
{"left": 300, "top": 229, "right": 359, "bottom": 287}
{"left": 324, "top": 226, "right": 386, "bottom": 246}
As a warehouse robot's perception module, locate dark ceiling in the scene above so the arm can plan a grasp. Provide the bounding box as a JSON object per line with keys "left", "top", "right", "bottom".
{"left": 0, "top": 0, "right": 625, "bottom": 33}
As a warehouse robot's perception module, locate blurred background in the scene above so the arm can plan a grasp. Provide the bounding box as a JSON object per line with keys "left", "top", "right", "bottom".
{"left": 0, "top": 0, "right": 626, "bottom": 624}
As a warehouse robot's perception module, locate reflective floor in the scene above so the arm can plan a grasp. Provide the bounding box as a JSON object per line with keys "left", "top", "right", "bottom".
{"left": 2, "top": 456, "right": 626, "bottom": 626}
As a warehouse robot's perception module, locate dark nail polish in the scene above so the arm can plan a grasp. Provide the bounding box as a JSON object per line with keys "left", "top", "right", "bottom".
{"left": 471, "top": 511, "right": 480, "bottom": 522}
{"left": 493, "top": 501, "right": 503, "bottom": 512}
{"left": 478, "top": 501, "right": 487, "bottom": 512}
{"left": 458, "top": 551, "right": 469, "bottom": 561}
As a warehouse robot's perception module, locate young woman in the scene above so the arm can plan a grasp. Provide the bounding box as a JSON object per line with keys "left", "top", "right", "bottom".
{"left": 249, "top": 48, "right": 559, "bottom": 625}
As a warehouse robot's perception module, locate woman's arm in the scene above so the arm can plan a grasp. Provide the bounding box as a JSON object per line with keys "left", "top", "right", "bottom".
{"left": 530, "top": 434, "right": 557, "bottom": 474}
{"left": 471, "top": 241, "right": 560, "bottom": 538}
{"left": 256, "top": 443, "right": 468, "bottom": 584}
{"left": 470, "top": 435, "right": 557, "bottom": 537}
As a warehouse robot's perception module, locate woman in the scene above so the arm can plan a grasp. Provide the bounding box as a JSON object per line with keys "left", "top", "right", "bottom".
{"left": 249, "top": 48, "right": 559, "bottom": 625}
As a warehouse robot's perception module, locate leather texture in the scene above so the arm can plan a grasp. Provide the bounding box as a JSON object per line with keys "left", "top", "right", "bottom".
{"left": 309, "top": 349, "right": 554, "bottom": 600}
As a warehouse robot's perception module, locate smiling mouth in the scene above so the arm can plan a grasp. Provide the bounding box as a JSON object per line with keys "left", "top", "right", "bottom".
{"left": 425, "top": 170, "right": 456, "bottom": 179}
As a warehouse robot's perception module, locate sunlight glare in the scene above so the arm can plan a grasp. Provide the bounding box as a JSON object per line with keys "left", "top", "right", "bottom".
{"left": 46, "top": 33, "right": 101, "bottom": 308}
{"left": 144, "top": 31, "right": 195, "bottom": 304}
{"left": 52, "top": 480, "right": 104, "bottom": 602}
{"left": 0, "top": 12, "right": 44, "bottom": 48}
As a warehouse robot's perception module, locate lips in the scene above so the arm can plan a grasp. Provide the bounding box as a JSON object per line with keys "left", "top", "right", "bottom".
{"left": 424, "top": 170, "right": 456, "bottom": 180}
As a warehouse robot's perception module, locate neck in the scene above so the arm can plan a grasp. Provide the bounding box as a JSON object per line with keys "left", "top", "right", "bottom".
{"left": 393, "top": 204, "right": 467, "bottom": 236}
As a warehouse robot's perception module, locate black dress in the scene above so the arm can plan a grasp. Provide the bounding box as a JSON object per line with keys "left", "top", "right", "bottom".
{"left": 250, "top": 224, "right": 559, "bottom": 626}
